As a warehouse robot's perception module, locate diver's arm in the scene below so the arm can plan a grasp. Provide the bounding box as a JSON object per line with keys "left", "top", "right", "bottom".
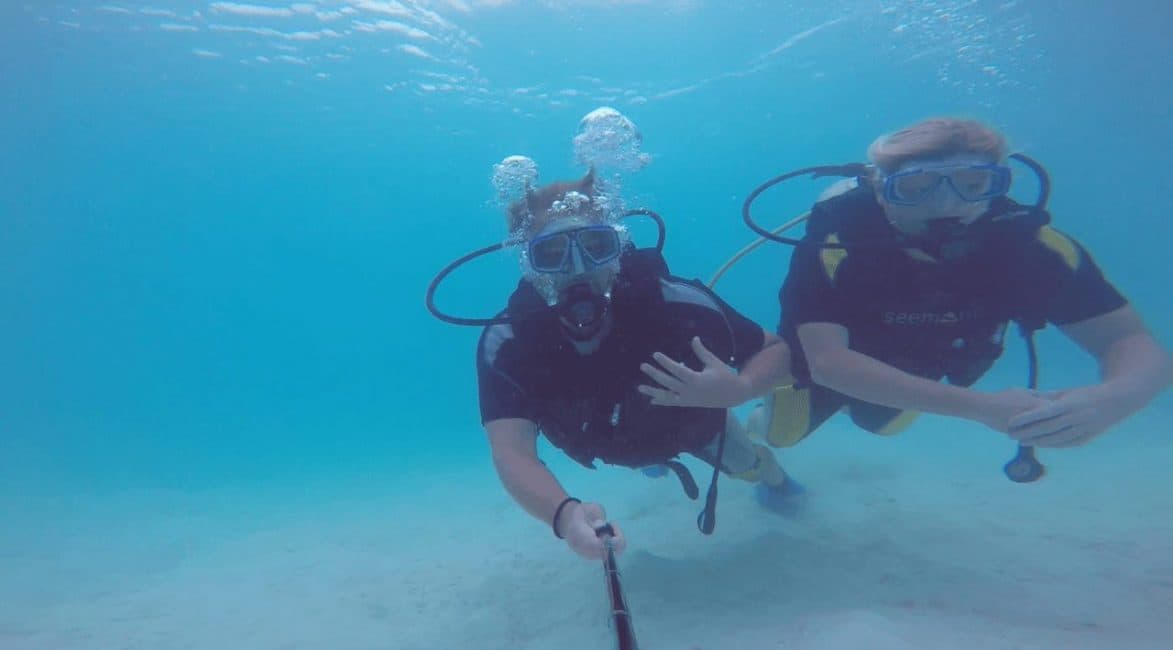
{"left": 1058, "top": 306, "right": 1172, "bottom": 408}
{"left": 737, "top": 331, "right": 795, "bottom": 400}
{"left": 484, "top": 418, "right": 575, "bottom": 528}
{"left": 484, "top": 418, "right": 623, "bottom": 557}
{"left": 1004, "top": 306, "right": 1172, "bottom": 446}
{"left": 797, "top": 322, "right": 1036, "bottom": 428}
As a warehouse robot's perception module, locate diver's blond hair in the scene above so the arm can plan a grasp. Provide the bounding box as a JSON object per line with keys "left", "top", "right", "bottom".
{"left": 868, "top": 117, "right": 1008, "bottom": 173}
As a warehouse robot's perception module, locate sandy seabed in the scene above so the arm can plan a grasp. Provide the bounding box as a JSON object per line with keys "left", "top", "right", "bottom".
{"left": 3, "top": 404, "right": 1171, "bottom": 650}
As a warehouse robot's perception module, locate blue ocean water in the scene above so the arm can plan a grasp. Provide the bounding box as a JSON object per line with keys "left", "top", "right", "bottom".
{"left": 1, "top": 2, "right": 1170, "bottom": 647}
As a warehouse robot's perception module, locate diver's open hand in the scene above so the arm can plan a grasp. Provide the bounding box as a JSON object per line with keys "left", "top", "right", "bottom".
{"left": 1007, "top": 385, "right": 1133, "bottom": 448}
{"left": 560, "top": 502, "right": 626, "bottom": 560}
{"left": 638, "top": 337, "right": 749, "bottom": 408}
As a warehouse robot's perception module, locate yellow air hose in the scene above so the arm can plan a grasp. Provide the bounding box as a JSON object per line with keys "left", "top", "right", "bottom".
{"left": 707, "top": 212, "right": 810, "bottom": 289}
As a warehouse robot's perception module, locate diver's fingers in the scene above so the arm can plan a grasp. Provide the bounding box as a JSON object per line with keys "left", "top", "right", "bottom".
{"left": 606, "top": 522, "right": 627, "bottom": 555}
{"left": 637, "top": 384, "right": 678, "bottom": 405}
{"left": 691, "top": 337, "right": 725, "bottom": 369}
{"left": 581, "top": 502, "right": 607, "bottom": 524}
{"left": 566, "top": 504, "right": 609, "bottom": 560}
{"left": 640, "top": 362, "right": 686, "bottom": 391}
{"left": 1010, "top": 412, "right": 1074, "bottom": 441}
{"left": 1008, "top": 401, "right": 1067, "bottom": 432}
{"left": 574, "top": 535, "right": 606, "bottom": 561}
{"left": 1044, "top": 432, "right": 1089, "bottom": 448}
{"left": 1029, "top": 424, "right": 1087, "bottom": 448}
{"left": 651, "top": 352, "right": 700, "bottom": 382}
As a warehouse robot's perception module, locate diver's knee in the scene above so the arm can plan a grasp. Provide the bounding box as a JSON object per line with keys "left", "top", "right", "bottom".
{"left": 746, "top": 403, "right": 767, "bottom": 442}
{"left": 727, "top": 444, "right": 785, "bottom": 485}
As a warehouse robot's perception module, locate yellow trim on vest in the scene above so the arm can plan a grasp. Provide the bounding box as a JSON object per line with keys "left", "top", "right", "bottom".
{"left": 819, "top": 234, "right": 848, "bottom": 285}
{"left": 872, "top": 409, "right": 921, "bottom": 436}
{"left": 1037, "top": 226, "right": 1081, "bottom": 271}
{"left": 765, "top": 384, "right": 811, "bottom": 448}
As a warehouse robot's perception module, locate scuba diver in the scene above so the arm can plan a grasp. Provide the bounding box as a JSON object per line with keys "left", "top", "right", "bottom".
{"left": 477, "top": 168, "right": 800, "bottom": 560}
{"left": 741, "top": 117, "right": 1170, "bottom": 471}
{"left": 428, "top": 151, "right": 801, "bottom": 560}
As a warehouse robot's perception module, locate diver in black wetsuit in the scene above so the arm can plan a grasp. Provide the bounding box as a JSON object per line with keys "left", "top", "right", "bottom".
{"left": 475, "top": 169, "right": 799, "bottom": 560}
{"left": 749, "top": 117, "right": 1170, "bottom": 457}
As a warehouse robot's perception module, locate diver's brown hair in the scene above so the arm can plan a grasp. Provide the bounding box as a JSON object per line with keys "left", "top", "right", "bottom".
{"left": 868, "top": 118, "right": 1008, "bottom": 174}
{"left": 507, "top": 168, "right": 603, "bottom": 235}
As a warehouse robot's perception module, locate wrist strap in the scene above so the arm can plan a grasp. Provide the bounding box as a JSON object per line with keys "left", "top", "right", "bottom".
{"left": 552, "top": 497, "right": 581, "bottom": 539}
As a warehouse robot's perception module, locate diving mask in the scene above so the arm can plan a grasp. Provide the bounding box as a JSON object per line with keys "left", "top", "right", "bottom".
{"left": 883, "top": 163, "right": 1011, "bottom": 206}
{"left": 523, "top": 224, "right": 623, "bottom": 341}
{"left": 526, "top": 224, "right": 622, "bottom": 273}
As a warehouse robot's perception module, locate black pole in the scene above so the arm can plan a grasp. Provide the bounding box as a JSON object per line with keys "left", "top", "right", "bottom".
{"left": 596, "top": 525, "right": 638, "bottom": 650}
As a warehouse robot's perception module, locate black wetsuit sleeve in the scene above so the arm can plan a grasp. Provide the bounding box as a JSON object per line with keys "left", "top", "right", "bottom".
{"left": 476, "top": 329, "right": 537, "bottom": 425}
{"left": 1017, "top": 228, "right": 1128, "bottom": 326}
{"left": 706, "top": 291, "right": 767, "bottom": 368}
{"left": 659, "top": 277, "right": 766, "bottom": 369}
{"left": 777, "top": 223, "right": 850, "bottom": 332}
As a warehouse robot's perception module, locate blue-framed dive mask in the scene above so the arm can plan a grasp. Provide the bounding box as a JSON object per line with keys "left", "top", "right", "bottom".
{"left": 882, "top": 163, "right": 1012, "bottom": 206}
{"left": 526, "top": 224, "right": 622, "bottom": 274}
